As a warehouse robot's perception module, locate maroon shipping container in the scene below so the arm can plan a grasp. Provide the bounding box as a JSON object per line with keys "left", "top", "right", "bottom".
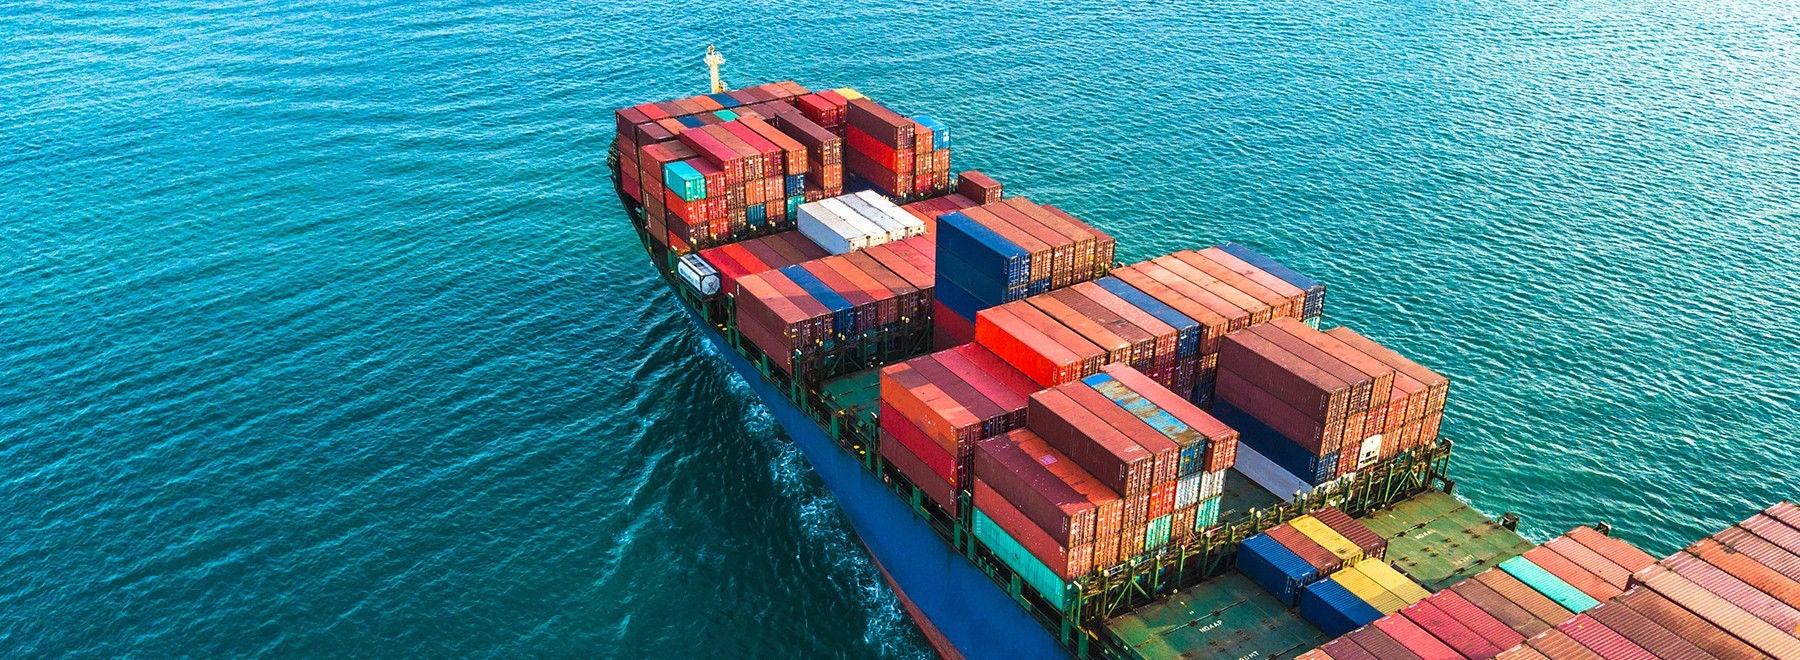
{"left": 1345, "top": 626, "right": 1425, "bottom": 660}
{"left": 1372, "top": 615, "right": 1462, "bottom": 660}
{"left": 1633, "top": 564, "right": 1800, "bottom": 658}
{"left": 845, "top": 98, "right": 914, "bottom": 147}
{"left": 1049, "top": 288, "right": 1156, "bottom": 369}
{"left": 1615, "top": 587, "right": 1767, "bottom": 659}
{"left": 800, "top": 259, "right": 881, "bottom": 335}
{"left": 1215, "top": 367, "right": 1336, "bottom": 455}
{"left": 934, "top": 348, "right": 1031, "bottom": 429}
{"left": 842, "top": 251, "right": 923, "bottom": 323}
{"left": 1057, "top": 382, "right": 1180, "bottom": 486}
{"left": 1026, "top": 388, "right": 1155, "bottom": 497}
{"left": 1558, "top": 614, "right": 1656, "bottom": 660}
{"left": 1684, "top": 539, "right": 1800, "bottom": 609}
{"left": 1542, "top": 537, "right": 1631, "bottom": 591}
{"left": 909, "top": 356, "right": 1010, "bottom": 444}
{"left": 972, "top": 479, "right": 1094, "bottom": 581}
{"left": 1449, "top": 578, "right": 1553, "bottom": 637}
{"left": 1583, "top": 601, "right": 1712, "bottom": 660}
{"left": 1311, "top": 506, "right": 1387, "bottom": 560}
{"left": 1270, "top": 318, "right": 1396, "bottom": 416}
{"left": 1218, "top": 329, "right": 1353, "bottom": 422}
{"left": 974, "top": 429, "right": 1120, "bottom": 548}
{"left": 1399, "top": 599, "right": 1504, "bottom": 659}
{"left": 1427, "top": 589, "right": 1527, "bottom": 651}
{"left": 1071, "top": 281, "right": 1179, "bottom": 367}
{"left": 1660, "top": 551, "right": 1800, "bottom": 635}
{"left": 1475, "top": 569, "right": 1577, "bottom": 627}
{"left": 1266, "top": 523, "right": 1340, "bottom": 574}
{"left": 1005, "top": 199, "right": 1105, "bottom": 283}
{"left": 1041, "top": 204, "right": 1115, "bottom": 279}
{"left": 1322, "top": 326, "right": 1450, "bottom": 413}
{"left": 1525, "top": 629, "right": 1601, "bottom": 660}
{"left": 1523, "top": 546, "right": 1621, "bottom": 601}
{"left": 1318, "top": 636, "right": 1379, "bottom": 660}
{"left": 1250, "top": 323, "right": 1372, "bottom": 415}
{"left": 957, "top": 170, "right": 1003, "bottom": 204}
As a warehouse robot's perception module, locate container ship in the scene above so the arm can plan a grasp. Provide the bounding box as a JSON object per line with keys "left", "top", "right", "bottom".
{"left": 607, "top": 50, "right": 1800, "bottom": 659}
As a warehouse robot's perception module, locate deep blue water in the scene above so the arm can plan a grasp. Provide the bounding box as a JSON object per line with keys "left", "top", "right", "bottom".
{"left": 4, "top": 0, "right": 1798, "bottom": 655}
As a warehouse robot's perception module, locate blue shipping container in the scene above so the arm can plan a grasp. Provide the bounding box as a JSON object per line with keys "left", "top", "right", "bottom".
{"left": 912, "top": 114, "right": 950, "bottom": 150}
{"left": 785, "top": 174, "right": 805, "bottom": 197}
{"left": 938, "top": 212, "right": 1030, "bottom": 286}
{"left": 933, "top": 278, "right": 991, "bottom": 325}
{"left": 1237, "top": 534, "right": 1318, "bottom": 605}
{"left": 706, "top": 92, "right": 742, "bottom": 108}
{"left": 676, "top": 115, "right": 705, "bottom": 129}
{"left": 1083, "top": 374, "right": 1207, "bottom": 469}
{"left": 1094, "top": 277, "right": 1201, "bottom": 357}
{"left": 1299, "top": 578, "right": 1384, "bottom": 637}
{"left": 1219, "top": 242, "right": 1326, "bottom": 319}
{"left": 746, "top": 204, "right": 767, "bottom": 227}
{"left": 1210, "top": 401, "right": 1338, "bottom": 485}
{"left": 936, "top": 250, "right": 1011, "bottom": 308}
{"left": 780, "top": 265, "right": 857, "bottom": 337}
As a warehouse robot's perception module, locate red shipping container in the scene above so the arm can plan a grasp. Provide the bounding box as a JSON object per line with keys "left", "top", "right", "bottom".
{"left": 1683, "top": 539, "right": 1800, "bottom": 609}
{"left": 975, "top": 305, "right": 1100, "bottom": 388}
{"left": 1316, "top": 637, "right": 1378, "bottom": 660}
{"left": 933, "top": 299, "right": 974, "bottom": 350}
{"left": 973, "top": 479, "right": 1093, "bottom": 581}
{"left": 879, "top": 402, "right": 956, "bottom": 484}
{"left": 1660, "top": 551, "right": 1800, "bottom": 634}
{"left": 1632, "top": 566, "right": 1800, "bottom": 658}
{"left": 1165, "top": 250, "right": 1298, "bottom": 320}
{"left": 1266, "top": 524, "right": 1340, "bottom": 575}
{"left": 1564, "top": 526, "right": 1659, "bottom": 573}
{"left": 1524, "top": 630, "right": 1598, "bottom": 660}
{"left": 1324, "top": 326, "right": 1450, "bottom": 414}
{"left": 1050, "top": 288, "right": 1155, "bottom": 368}
{"left": 1426, "top": 590, "right": 1527, "bottom": 650}
{"left": 1523, "top": 545, "right": 1622, "bottom": 601}
{"left": 881, "top": 429, "right": 956, "bottom": 516}
{"left": 880, "top": 361, "right": 983, "bottom": 454}
{"left": 1373, "top": 615, "right": 1462, "bottom": 660}
{"left": 1542, "top": 537, "right": 1631, "bottom": 590}
{"left": 1148, "top": 482, "right": 1176, "bottom": 519}
{"left": 1399, "top": 599, "right": 1503, "bottom": 659}
{"left": 957, "top": 170, "right": 1003, "bottom": 204}
{"left": 1026, "top": 294, "right": 1132, "bottom": 365}
{"left": 1058, "top": 380, "right": 1180, "bottom": 485}
{"left": 1344, "top": 627, "right": 1421, "bottom": 660}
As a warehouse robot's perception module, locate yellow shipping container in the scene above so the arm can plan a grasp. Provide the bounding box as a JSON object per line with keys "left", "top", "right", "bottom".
{"left": 1291, "top": 516, "right": 1364, "bottom": 564}
{"left": 1353, "top": 558, "right": 1432, "bottom": 604}
{"left": 833, "top": 88, "right": 866, "bottom": 101}
{"left": 1330, "top": 568, "right": 1407, "bottom": 614}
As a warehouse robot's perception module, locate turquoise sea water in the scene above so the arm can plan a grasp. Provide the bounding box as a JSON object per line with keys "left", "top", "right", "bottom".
{"left": 4, "top": 0, "right": 1798, "bottom": 655}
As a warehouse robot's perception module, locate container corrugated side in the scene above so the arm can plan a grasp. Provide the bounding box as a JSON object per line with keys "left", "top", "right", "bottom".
{"left": 1298, "top": 577, "right": 1383, "bottom": 637}
{"left": 1236, "top": 533, "right": 1317, "bottom": 605}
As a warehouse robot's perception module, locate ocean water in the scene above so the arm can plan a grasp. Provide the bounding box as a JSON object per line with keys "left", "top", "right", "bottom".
{"left": 4, "top": 0, "right": 1798, "bottom": 655}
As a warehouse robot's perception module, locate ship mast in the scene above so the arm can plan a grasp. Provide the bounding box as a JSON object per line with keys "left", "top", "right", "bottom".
{"left": 705, "top": 45, "right": 726, "bottom": 94}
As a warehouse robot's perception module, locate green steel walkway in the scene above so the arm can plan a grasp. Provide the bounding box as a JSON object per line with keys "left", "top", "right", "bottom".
{"left": 1360, "top": 490, "right": 1533, "bottom": 591}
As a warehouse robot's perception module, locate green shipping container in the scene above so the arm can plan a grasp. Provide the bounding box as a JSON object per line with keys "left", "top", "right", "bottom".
{"left": 973, "top": 510, "right": 1071, "bottom": 611}
{"left": 664, "top": 161, "right": 707, "bottom": 201}
{"left": 786, "top": 194, "right": 804, "bottom": 218}
{"left": 1499, "top": 556, "right": 1599, "bottom": 613}
{"left": 1195, "top": 496, "right": 1222, "bottom": 531}
{"left": 1146, "top": 515, "right": 1173, "bottom": 550}
{"left": 713, "top": 109, "right": 738, "bottom": 122}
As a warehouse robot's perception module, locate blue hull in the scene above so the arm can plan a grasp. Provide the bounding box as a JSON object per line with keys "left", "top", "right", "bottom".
{"left": 680, "top": 307, "right": 1066, "bottom": 659}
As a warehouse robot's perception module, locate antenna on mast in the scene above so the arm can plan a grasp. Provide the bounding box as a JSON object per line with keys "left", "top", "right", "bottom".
{"left": 705, "top": 45, "right": 726, "bottom": 94}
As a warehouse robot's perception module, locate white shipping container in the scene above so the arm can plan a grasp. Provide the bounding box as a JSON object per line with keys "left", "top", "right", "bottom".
{"left": 1198, "top": 469, "right": 1226, "bottom": 501}
{"left": 1176, "top": 472, "right": 1200, "bottom": 509}
{"left": 855, "top": 190, "right": 929, "bottom": 237}
{"left": 819, "top": 198, "right": 890, "bottom": 248}
{"left": 838, "top": 194, "right": 908, "bottom": 242}
{"left": 797, "top": 201, "right": 870, "bottom": 255}
{"left": 676, "top": 254, "right": 721, "bottom": 297}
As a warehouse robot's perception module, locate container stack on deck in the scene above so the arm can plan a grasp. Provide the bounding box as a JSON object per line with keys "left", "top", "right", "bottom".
{"left": 878, "top": 343, "right": 1039, "bottom": 513}
{"left": 1211, "top": 317, "right": 1450, "bottom": 486}
{"left": 616, "top": 83, "right": 948, "bottom": 254}
{"left": 730, "top": 234, "right": 935, "bottom": 377}
{"left": 966, "top": 363, "right": 1239, "bottom": 611}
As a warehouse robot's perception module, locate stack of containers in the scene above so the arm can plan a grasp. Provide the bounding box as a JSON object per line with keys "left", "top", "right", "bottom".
{"left": 842, "top": 99, "right": 953, "bottom": 199}
{"left": 733, "top": 234, "right": 934, "bottom": 376}
{"left": 1212, "top": 319, "right": 1398, "bottom": 485}
{"left": 970, "top": 428, "right": 1120, "bottom": 612}
{"left": 795, "top": 191, "right": 927, "bottom": 255}
{"left": 1324, "top": 327, "right": 1451, "bottom": 462}
{"left": 619, "top": 83, "right": 940, "bottom": 254}
{"left": 1243, "top": 511, "right": 1426, "bottom": 620}
{"left": 878, "top": 343, "right": 1038, "bottom": 514}
{"left": 1218, "top": 242, "right": 1325, "bottom": 325}
{"left": 898, "top": 193, "right": 978, "bottom": 235}
{"left": 998, "top": 363, "right": 1234, "bottom": 581}
{"left": 937, "top": 199, "right": 1116, "bottom": 348}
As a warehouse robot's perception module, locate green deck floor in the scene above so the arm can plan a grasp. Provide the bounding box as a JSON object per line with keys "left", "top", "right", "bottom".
{"left": 1218, "top": 468, "right": 1284, "bottom": 526}
{"left": 1108, "top": 572, "right": 1328, "bottom": 660}
{"left": 1360, "top": 491, "right": 1534, "bottom": 591}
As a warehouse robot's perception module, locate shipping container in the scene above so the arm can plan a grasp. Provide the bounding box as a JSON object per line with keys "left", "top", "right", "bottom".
{"left": 956, "top": 170, "right": 1003, "bottom": 204}
{"left": 975, "top": 305, "right": 1104, "bottom": 387}
{"left": 1313, "top": 506, "right": 1387, "bottom": 560}
{"left": 1500, "top": 556, "right": 1600, "bottom": 614}
{"left": 1346, "top": 626, "right": 1426, "bottom": 660}
{"left": 1426, "top": 589, "right": 1527, "bottom": 651}
{"left": 1299, "top": 577, "right": 1384, "bottom": 637}
{"left": 1615, "top": 587, "right": 1767, "bottom": 660}
{"left": 974, "top": 430, "right": 1106, "bottom": 547}
{"left": 1292, "top": 515, "right": 1365, "bottom": 566}
{"left": 1449, "top": 578, "right": 1553, "bottom": 637}
{"left": 971, "top": 508, "right": 1071, "bottom": 611}
{"left": 1583, "top": 601, "right": 1712, "bottom": 660}
{"left": 1558, "top": 614, "right": 1656, "bottom": 660}
{"left": 1475, "top": 569, "right": 1578, "bottom": 627}
{"left": 1683, "top": 539, "right": 1800, "bottom": 610}
{"left": 1399, "top": 599, "right": 1504, "bottom": 660}
{"left": 1521, "top": 546, "right": 1620, "bottom": 602}
{"left": 1660, "top": 550, "right": 1800, "bottom": 635}
{"left": 973, "top": 479, "right": 1094, "bottom": 581}
{"left": 1541, "top": 536, "right": 1631, "bottom": 591}
{"left": 1524, "top": 629, "right": 1602, "bottom": 660}
{"left": 1026, "top": 388, "right": 1156, "bottom": 496}
{"left": 1372, "top": 613, "right": 1463, "bottom": 660}
{"left": 1237, "top": 533, "right": 1319, "bottom": 605}
{"left": 1218, "top": 242, "right": 1326, "bottom": 320}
